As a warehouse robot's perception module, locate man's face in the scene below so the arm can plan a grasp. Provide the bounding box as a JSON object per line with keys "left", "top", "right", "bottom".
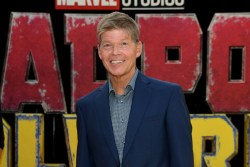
{"left": 98, "top": 29, "right": 142, "bottom": 79}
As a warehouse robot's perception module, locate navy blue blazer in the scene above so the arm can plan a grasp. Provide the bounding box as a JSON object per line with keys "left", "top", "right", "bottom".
{"left": 76, "top": 72, "right": 194, "bottom": 167}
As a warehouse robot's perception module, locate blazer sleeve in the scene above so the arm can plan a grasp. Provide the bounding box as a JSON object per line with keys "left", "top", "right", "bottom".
{"left": 165, "top": 85, "right": 194, "bottom": 167}
{"left": 76, "top": 101, "right": 95, "bottom": 167}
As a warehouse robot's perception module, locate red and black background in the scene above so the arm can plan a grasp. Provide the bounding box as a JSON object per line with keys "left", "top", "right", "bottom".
{"left": 1, "top": 0, "right": 249, "bottom": 166}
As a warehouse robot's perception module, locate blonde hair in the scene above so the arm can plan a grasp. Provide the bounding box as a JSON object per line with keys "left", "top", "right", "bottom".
{"left": 97, "top": 12, "right": 140, "bottom": 44}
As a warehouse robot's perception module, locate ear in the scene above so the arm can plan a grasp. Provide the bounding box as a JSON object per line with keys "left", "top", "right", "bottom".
{"left": 136, "top": 41, "right": 142, "bottom": 58}
{"left": 98, "top": 46, "right": 103, "bottom": 60}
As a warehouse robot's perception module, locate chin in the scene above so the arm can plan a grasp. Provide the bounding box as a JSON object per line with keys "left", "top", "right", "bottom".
{"left": 109, "top": 71, "right": 124, "bottom": 77}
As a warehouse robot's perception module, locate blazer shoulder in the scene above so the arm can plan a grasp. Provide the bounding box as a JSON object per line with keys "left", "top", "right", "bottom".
{"left": 140, "top": 73, "right": 182, "bottom": 91}
{"left": 76, "top": 82, "right": 107, "bottom": 105}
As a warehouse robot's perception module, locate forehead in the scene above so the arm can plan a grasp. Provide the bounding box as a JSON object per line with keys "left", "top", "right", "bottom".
{"left": 100, "top": 29, "right": 132, "bottom": 42}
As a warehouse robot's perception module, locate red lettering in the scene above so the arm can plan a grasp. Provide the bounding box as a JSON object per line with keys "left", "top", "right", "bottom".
{"left": 1, "top": 13, "right": 66, "bottom": 113}
{"left": 65, "top": 14, "right": 104, "bottom": 112}
{"left": 207, "top": 13, "right": 250, "bottom": 112}
{"left": 138, "top": 14, "right": 202, "bottom": 92}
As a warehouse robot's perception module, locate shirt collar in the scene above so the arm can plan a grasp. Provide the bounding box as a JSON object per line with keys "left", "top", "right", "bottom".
{"left": 109, "top": 68, "right": 138, "bottom": 94}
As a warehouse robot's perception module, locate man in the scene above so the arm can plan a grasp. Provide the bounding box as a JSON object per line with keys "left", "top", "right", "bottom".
{"left": 76, "top": 11, "right": 194, "bottom": 167}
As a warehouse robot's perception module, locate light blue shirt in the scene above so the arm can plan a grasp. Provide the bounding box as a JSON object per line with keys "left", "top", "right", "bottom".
{"left": 109, "top": 69, "right": 138, "bottom": 164}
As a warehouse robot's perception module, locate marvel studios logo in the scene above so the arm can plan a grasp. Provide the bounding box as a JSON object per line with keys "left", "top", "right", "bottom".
{"left": 55, "top": 0, "right": 185, "bottom": 10}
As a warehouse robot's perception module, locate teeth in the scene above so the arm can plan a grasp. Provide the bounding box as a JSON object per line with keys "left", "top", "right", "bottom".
{"left": 111, "top": 60, "right": 123, "bottom": 64}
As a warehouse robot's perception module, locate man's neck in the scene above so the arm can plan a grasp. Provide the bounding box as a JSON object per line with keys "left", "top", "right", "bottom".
{"left": 109, "top": 70, "right": 136, "bottom": 95}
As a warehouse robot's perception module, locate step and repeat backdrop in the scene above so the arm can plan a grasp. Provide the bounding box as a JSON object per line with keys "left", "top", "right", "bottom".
{"left": 0, "top": 0, "right": 250, "bottom": 166}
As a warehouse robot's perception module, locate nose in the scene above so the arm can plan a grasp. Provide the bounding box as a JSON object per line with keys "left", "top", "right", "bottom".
{"left": 112, "top": 44, "right": 121, "bottom": 55}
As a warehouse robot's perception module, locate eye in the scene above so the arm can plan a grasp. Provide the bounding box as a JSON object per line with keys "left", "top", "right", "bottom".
{"left": 103, "top": 43, "right": 111, "bottom": 47}
{"left": 122, "top": 42, "right": 128, "bottom": 46}
{"left": 101, "top": 43, "right": 112, "bottom": 50}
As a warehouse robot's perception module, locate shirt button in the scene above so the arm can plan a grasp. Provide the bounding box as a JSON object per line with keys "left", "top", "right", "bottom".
{"left": 120, "top": 100, "right": 123, "bottom": 103}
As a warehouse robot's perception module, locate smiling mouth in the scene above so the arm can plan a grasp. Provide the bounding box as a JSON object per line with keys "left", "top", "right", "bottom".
{"left": 110, "top": 60, "right": 124, "bottom": 64}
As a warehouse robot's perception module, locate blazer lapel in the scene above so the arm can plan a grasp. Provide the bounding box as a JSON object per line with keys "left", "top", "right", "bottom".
{"left": 95, "top": 83, "right": 119, "bottom": 163}
{"left": 122, "top": 73, "right": 152, "bottom": 160}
